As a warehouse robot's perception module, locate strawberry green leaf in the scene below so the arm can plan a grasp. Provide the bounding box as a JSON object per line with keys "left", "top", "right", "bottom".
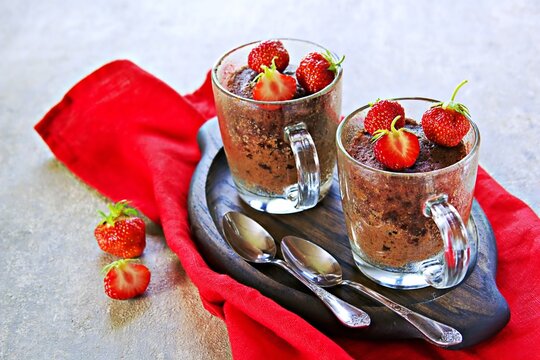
{"left": 431, "top": 80, "right": 470, "bottom": 117}
{"left": 323, "top": 49, "right": 345, "bottom": 73}
{"left": 371, "top": 129, "right": 388, "bottom": 143}
{"left": 97, "top": 200, "right": 139, "bottom": 226}
{"left": 101, "top": 259, "right": 139, "bottom": 276}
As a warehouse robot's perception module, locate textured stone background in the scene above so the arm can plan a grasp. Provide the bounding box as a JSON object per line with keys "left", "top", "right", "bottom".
{"left": 1, "top": 0, "right": 538, "bottom": 359}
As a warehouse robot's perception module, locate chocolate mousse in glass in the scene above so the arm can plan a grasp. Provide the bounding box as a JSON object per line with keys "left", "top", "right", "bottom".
{"left": 336, "top": 98, "right": 480, "bottom": 290}
{"left": 211, "top": 39, "right": 342, "bottom": 214}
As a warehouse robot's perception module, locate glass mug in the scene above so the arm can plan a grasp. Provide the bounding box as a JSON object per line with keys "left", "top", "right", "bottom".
{"left": 336, "top": 98, "right": 480, "bottom": 289}
{"left": 211, "top": 39, "right": 343, "bottom": 214}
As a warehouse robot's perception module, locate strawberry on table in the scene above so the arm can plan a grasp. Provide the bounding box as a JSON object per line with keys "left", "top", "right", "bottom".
{"left": 422, "top": 80, "right": 471, "bottom": 147}
{"left": 94, "top": 200, "right": 146, "bottom": 258}
{"left": 102, "top": 259, "right": 151, "bottom": 300}
{"left": 248, "top": 39, "right": 290, "bottom": 73}
{"left": 296, "top": 50, "right": 344, "bottom": 94}
{"left": 252, "top": 58, "right": 297, "bottom": 109}
{"left": 364, "top": 99, "right": 406, "bottom": 135}
{"left": 372, "top": 116, "right": 420, "bottom": 170}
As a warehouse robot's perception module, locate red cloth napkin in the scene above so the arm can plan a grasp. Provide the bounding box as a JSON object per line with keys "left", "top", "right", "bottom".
{"left": 35, "top": 60, "right": 540, "bottom": 360}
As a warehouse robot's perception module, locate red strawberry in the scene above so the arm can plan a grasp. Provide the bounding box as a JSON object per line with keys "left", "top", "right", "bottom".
{"left": 364, "top": 99, "right": 406, "bottom": 135}
{"left": 372, "top": 116, "right": 420, "bottom": 170}
{"left": 94, "top": 200, "right": 146, "bottom": 258}
{"left": 102, "top": 259, "right": 151, "bottom": 300}
{"left": 422, "top": 80, "right": 471, "bottom": 147}
{"left": 252, "top": 58, "right": 296, "bottom": 110}
{"left": 248, "top": 40, "right": 290, "bottom": 73}
{"left": 296, "top": 50, "right": 344, "bottom": 94}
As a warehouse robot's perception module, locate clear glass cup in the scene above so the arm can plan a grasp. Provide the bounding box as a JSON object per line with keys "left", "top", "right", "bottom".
{"left": 336, "top": 98, "right": 480, "bottom": 290}
{"left": 211, "top": 39, "right": 343, "bottom": 214}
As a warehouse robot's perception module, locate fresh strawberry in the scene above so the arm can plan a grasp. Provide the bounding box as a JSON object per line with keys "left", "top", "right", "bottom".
{"left": 364, "top": 99, "right": 406, "bottom": 135}
{"left": 248, "top": 40, "right": 290, "bottom": 73}
{"left": 296, "top": 50, "right": 344, "bottom": 94}
{"left": 94, "top": 200, "right": 146, "bottom": 258}
{"left": 372, "top": 116, "right": 420, "bottom": 170}
{"left": 422, "top": 80, "right": 471, "bottom": 147}
{"left": 102, "top": 259, "right": 151, "bottom": 300}
{"left": 252, "top": 58, "right": 296, "bottom": 109}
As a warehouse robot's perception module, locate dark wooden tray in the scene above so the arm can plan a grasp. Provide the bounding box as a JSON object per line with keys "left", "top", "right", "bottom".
{"left": 188, "top": 118, "right": 510, "bottom": 349}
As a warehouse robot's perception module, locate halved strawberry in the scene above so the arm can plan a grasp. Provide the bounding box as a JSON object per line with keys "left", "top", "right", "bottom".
{"left": 252, "top": 58, "right": 296, "bottom": 110}
{"left": 102, "top": 259, "right": 151, "bottom": 300}
{"left": 364, "top": 99, "right": 405, "bottom": 135}
{"left": 248, "top": 39, "right": 290, "bottom": 73}
{"left": 422, "top": 80, "right": 471, "bottom": 147}
{"left": 296, "top": 50, "right": 344, "bottom": 94}
{"left": 94, "top": 200, "right": 146, "bottom": 258}
{"left": 372, "top": 116, "right": 420, "bottom": 170}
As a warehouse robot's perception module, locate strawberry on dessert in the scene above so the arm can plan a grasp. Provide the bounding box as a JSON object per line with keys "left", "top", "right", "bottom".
{"left": 94, "top": 200, "right": 146, "bottom": 258}
{"left": 371, "top": 116, "right": 420, "bottom": 170}
{"left": 296, "top": 50, "right": 344, "bottom": 94}
{"left": 252, "top": 58, "right": 296, "bottom": 109}
{"left": 248, "top": 40, "right": 290, "bottom": 73}
{"left": 422, "top": 80, "right": 471, "bottom": 147}
{"left": 364, "top": 99, "right": 406, "bottom": 135}
{"left": 102, "top": 259, "right": 151, "bottom": 300}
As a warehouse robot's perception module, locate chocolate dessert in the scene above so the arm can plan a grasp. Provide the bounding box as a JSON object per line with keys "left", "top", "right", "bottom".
{"left": 215, "top": 65, "right": 341, "bottom": 196}
{"left": 347, "top": 119, "right": 467, "bottom": 173}
{"left": 340, "top": 118, "right": 474, "bottom": 269}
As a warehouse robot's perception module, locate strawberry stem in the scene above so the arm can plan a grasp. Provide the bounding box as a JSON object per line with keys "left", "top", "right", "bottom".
{"left": 371, "top": 115, "right": 403, "bottom": 143}
{"left": 432, "top": 80, "right": 471, "bottom": 117}
{"left": 251, "top": 56, "right": 278, "bottom": 85}
{"left": 390, "top": 116, "right": 401, "bottom": 132}
{"left": 450, "top": 80, "right": 468, "bottom": 102}
{"left": 368, "top": 98, "right": 381, "bottom": 107}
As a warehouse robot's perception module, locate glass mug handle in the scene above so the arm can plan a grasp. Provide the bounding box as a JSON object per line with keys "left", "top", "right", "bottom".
{"left": 422, "top": 194, "right": 471, "bottom": 289}
{"left": 284, "top": 122, "right": 321, "bottom": 210}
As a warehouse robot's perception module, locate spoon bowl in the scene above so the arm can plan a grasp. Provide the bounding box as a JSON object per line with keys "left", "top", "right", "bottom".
{"left": 281, "top": 234, "right": 343, "bottom": 286}
{"left": 281, "top": 235, "right": 463, "bottom": 347}
{"left": 222, "top": 211, "right": 277, "bottom": 263}
{"left": 222, "top": 211, "right": 370, "bottom": 328}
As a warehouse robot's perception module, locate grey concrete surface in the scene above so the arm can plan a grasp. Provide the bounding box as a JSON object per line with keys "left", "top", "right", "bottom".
{"left": 1, "top": 0, "right": 539, "bottom": 359}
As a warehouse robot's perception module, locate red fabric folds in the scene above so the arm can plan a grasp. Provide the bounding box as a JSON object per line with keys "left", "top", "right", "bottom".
{"left": 35, "top": 60, "right": 540, "bottom": 359}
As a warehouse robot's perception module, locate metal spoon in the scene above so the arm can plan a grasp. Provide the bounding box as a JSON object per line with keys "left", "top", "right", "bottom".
{"left": 281, "top": 235, "right": 463, "bottom": 347}
{"left": 222, "top": 212, "right": 370, "bottom": 328}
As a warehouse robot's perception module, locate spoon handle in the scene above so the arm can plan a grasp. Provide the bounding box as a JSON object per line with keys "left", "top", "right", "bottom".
{"left": 342, "top": 280, "right": 462, "bottom": 346}
{"left": 273, "top": 259, "right": 370, "bottom": 328}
